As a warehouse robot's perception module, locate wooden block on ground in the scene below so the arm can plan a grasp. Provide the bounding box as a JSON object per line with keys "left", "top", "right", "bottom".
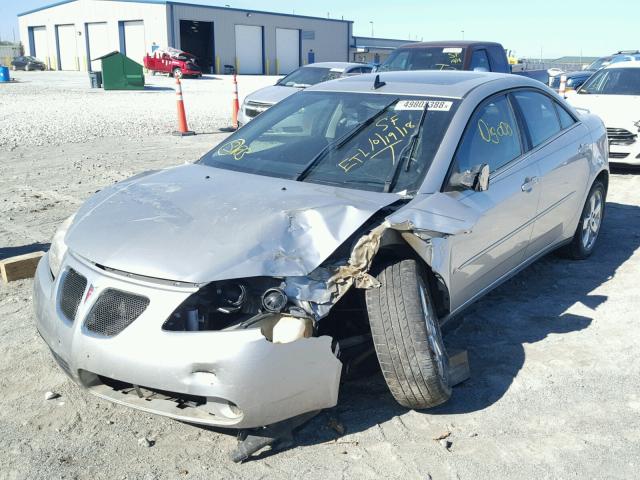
{"left": 448, "top": 349, "right": 470, "bottom": 387}
{"left": 0, "top": 251, "right": 45, "bottom": 283}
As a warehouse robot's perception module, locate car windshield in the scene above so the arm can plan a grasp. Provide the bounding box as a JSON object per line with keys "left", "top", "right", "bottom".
{"left": 378, "top": 47, "right": 466, "bottom": 72}
{"left": 199, "top": 92, "right": 459, "bottom": 194}
{"left": 277, "top": 67, "right": 343, "bottom": 87}
{"left": 579, "top": 68, "right": 640, "bottom": 95}
{"left": 587, "top": 57, "right": 612, "bottom": 70}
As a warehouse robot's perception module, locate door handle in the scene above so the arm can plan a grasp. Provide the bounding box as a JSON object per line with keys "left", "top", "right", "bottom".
{"left": 521, "top": 176, "right": 539, "bottom": 192}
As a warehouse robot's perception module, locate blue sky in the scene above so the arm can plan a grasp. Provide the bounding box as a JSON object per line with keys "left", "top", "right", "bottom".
{"left": 2, "top": 0, "right": 638, "bottom": 59}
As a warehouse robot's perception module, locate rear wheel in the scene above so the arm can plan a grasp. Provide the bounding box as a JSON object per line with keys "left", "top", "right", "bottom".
{"left": 172, "top": 67, "right": 183, "bottom": 79}
{"left": 563, "top": 179, "right": 605, "bottom": 259}
{"left": 25, "top": 63, "right": 32, "bottom": 71}
{"left": 365, "top": 258, "right": 451, "bottom": 409}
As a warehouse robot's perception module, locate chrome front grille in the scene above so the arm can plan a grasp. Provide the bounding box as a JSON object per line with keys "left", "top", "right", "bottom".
{"left": 245, "top": 101, "right": 272, "bottom": 118}
{"left": 59, "top": 269, "right": 87, "bottom": 321}
{"left": 610, "top": 152, "right": 630, "bottom": 159}
{"left": 607, "top": 128, "right": 637, "bottom": 146}
{"left": 84, "top": 289, "right": 149, "bottom": 337}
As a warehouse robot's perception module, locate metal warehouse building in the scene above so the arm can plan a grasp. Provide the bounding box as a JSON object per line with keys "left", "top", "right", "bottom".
{"left": 18, "top": 0, "right": 353, "bottom": 74}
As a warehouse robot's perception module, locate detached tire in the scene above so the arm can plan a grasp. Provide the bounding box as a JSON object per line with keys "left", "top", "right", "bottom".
{"left": 562, "top": 179, "right": 605, "bottom": 260}
{"left": 365, "top": 258, "right": 451, "bottom": 409}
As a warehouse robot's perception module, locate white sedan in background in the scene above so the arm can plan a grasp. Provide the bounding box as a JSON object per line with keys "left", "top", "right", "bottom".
{"left": 238, "top": 62, "right": 372, "bottom": 126}
{"left": 567, "top": 61, "right": 640, "bottom": 165}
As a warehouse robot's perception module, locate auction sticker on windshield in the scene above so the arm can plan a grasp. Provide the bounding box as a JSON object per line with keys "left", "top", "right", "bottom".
{"left": 395, "top": 100, "right": 453, "bottom": 111}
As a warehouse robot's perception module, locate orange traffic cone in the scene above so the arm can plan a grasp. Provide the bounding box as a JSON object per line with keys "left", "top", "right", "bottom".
{"left": 220, "top": 74, "right": 240, "bottom": 132}
{"left": 173, "top": 77, "right": 195, "bottom": 136}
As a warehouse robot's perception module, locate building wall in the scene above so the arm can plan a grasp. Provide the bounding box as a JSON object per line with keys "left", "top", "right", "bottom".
{"left": 168, "top": 4, "right": 352, "bottom": 74}
{"left": 18, "top": 0, "right": 167, "bottom": 71}
{"left": 18, "top": 0, "right": 352, "bottom": 75}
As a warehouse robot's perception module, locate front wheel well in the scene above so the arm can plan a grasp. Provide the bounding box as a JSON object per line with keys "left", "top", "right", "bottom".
{"left": 374, "top": 244, "right": 450, "bottom": 320}
{"left": 595, "top": 169, "right": 609, "bottom": 196}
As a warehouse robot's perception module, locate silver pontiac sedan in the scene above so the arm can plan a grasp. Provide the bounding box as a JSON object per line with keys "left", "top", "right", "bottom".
{"left": 33, "top": 71, "right": 608, "bottom": 459}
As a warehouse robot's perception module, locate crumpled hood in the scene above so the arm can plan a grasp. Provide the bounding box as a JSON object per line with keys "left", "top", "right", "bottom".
{"left": 244, "top": 84, "right": 300, "bottom": 105}
{"left": 568, "top": 94, "right": 640, "bottom": 129}
{"left": 65, "top": 164, "right": 400, "bottom": 283}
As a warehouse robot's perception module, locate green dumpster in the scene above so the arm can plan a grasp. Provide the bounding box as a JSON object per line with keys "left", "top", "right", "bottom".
{"left": 92, "top": 51, "right": 144, "bottom": 90}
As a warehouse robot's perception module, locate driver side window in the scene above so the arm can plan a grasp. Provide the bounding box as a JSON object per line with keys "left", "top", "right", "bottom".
{"left": 448, "top": 94, "right": 522, "bottom": 189}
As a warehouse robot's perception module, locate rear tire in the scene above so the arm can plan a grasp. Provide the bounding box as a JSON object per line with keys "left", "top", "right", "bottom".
{"left": 562, "top": 179, "right": 605, "bottom": 260}
{"left": 25, "top": 63, "right": 32, "bottom": 71}
{"left": 365, "top": 258, "right": 451, "bottom": 409}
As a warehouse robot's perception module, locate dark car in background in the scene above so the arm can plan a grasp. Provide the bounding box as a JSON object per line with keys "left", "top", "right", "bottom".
{"left": 378, "top": 41, "right": 512, "bottom": 73}
{"left": 377, "top": 40, "right": 548, "bottom": 83}
{"left": 11, "top": 56, "right": 46, "bottom": 71}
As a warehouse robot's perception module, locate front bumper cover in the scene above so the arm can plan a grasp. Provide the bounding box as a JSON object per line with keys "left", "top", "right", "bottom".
{"left": 33, "top": 252, "right": 341, "bottom": 429}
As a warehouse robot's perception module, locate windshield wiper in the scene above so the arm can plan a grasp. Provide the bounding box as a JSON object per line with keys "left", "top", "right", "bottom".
{"left": 383, "top": 103, "right": 429, "bottom": 193}
{"left": 295, "top": 97, "right": 399, "bottom": 181}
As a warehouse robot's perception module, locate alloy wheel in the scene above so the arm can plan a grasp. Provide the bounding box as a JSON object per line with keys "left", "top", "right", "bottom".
{"left": 581, "top": 188, "right": 603, "bottom": 251}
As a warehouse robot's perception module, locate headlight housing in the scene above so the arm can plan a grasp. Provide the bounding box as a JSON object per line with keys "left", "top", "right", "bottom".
{"left": 49, "top": 214, "right": 75, "bottom": 278}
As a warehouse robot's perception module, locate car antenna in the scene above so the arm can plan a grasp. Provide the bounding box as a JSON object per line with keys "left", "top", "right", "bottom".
{"left": 373, "top": 74, "right": 386, "bottom": 90}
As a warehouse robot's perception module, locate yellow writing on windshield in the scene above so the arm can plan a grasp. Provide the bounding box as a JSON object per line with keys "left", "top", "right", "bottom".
{"left": 448, "top": 52, "right": 462, "bottom": 65}
{"left": 338, "top": 114, "right": 417, "bottom": 173}
{"left": 217, "top": 139, "right": 251, "bottom": 160}
{"left": 477, "top": 119, "right": 513, "bottom": 144}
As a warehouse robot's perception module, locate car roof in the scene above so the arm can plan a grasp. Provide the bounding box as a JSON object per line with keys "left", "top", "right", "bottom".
{"left": 398, "top": 40, "right": 503, "bottom": 49}
{"left": 605, "top": 60, "right": 640, "bottom": 69}
{"left": 306, "top": 70, "right": 539, "bottom": 99}
{"left": 304, "top": 62, "right": 366, "bottom": 70}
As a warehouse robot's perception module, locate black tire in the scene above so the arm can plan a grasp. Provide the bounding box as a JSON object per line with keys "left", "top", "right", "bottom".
{"left": 562, "top": 179, "right": 605, "bottom": 260}
{"left": 365, "top": 258, "right": 451, "bottom": 409}
{"left": 25, "top": 63, "right": 32, "bottom": 71}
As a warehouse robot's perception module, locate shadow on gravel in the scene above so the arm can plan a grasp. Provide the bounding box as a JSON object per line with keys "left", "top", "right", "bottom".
{"left": 295, "top": 200, "right": 640, "bottom": 444}
{"left": 0, "top": 242, "right": 50, "bottom": 260}
{"left": 609, "top": 164, "right": 640, "bottom": 175}
{"left": 140, "top": 86, "right": 175, "bottom": 92}
{"left": 191, "top": 200, "right": 640, "bottom": 459}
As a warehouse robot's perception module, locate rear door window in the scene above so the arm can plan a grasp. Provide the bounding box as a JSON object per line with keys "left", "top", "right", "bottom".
{"left": 512, "top": 91, "right": 562, "bottom": 147}
{"left": 470, "top": 49, "right": 490, "bottom": 71}
{"left": 450, "top": 94, "right": 522, "bottom": 180}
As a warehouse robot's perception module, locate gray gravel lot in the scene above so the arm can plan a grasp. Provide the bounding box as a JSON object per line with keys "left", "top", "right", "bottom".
{"left": 0, "top": 71, "right": 279, "bottom": 149}
{"left": 1, "top": 71, "right": 640, "bottom": 479}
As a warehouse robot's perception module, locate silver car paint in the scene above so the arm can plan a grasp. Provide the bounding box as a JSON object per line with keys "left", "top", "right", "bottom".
{"left": 241, "top": 84, "right": 298, "bottom": 105}
{"left": 66, "top": 164, "right": 401, "bottom": 284}
{"left": 33, "top": 252, "right": 341, "bottom": 429}
{"left": 33, "top": 71, "right": 608, "bottom": 429}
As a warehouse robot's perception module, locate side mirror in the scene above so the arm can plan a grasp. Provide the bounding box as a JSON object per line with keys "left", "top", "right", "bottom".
{"left": 473, "top": 164, "right": 490, "bottom": 191}
{"left": 449, "top": 164, "right": 490, "bottom": 191}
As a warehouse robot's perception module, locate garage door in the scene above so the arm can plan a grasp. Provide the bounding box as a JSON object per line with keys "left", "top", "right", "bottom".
{"left": 275, "top": 28, "right": 299, "bottom": 74}
{"left": 57, "top": 24, "right": 77, "bottom": 70}
{"left": 32, "top": 26, "right": 49, "bottom": 64}
{"left": 87, "top": 22, "right": 110, "bottom": 71}
{"left": 123, "top": 20, "right": 146, "bottom": 64}
{"left": 235, "top": 25, "right": 263, "bottom": 74}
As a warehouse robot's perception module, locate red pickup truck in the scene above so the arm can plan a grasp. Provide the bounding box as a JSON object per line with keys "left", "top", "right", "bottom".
{"left": 143, "top": 48, "right": 202, "bottom": 78}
